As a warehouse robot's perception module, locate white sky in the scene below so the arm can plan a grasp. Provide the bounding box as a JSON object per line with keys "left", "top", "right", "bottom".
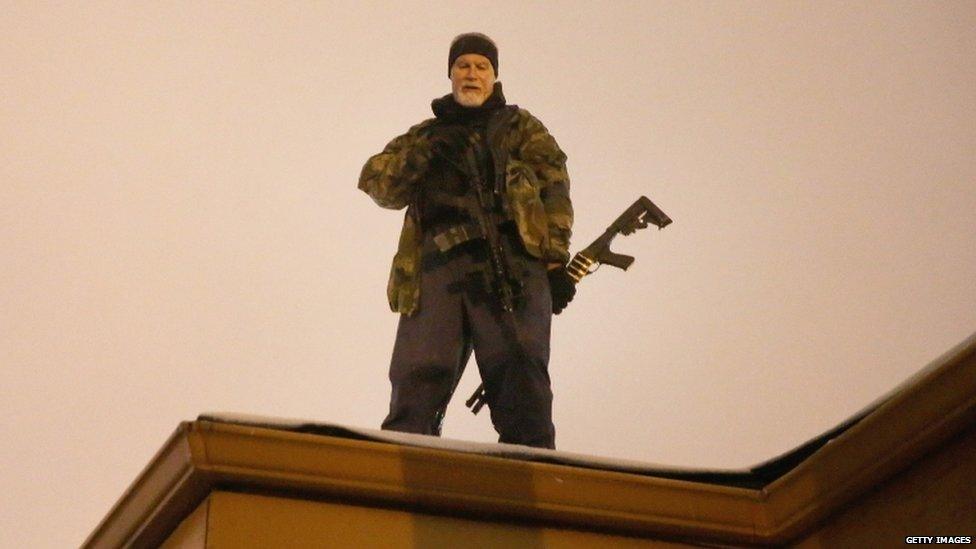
{"left": 2, "top": 2, "right": 975, "bottom": 546}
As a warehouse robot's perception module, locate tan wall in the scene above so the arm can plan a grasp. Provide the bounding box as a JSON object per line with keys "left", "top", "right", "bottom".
{"left": 796, "top": 424, "right": 976, "bottom": 547}
{"left": 160, "top": 499, "right": 208, "bottom": 549}
{"left": 164, "top": 491, "right": 694, "bottom": 549}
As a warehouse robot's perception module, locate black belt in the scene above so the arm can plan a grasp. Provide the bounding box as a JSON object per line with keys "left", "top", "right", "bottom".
{"left": 428, "top": 219, "right": 518, "bottom": 253}
{"left": 431, "top": 224, "right": 484, "bottom": 252}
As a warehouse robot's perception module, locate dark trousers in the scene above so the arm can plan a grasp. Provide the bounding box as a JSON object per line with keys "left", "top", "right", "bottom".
{"left": 381, "top": 236, "right": 556, "bottom": 449}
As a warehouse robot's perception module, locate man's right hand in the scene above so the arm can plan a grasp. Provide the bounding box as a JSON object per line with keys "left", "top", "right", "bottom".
{"left": 427, "top": 127, "right": 472, "bottom": 160}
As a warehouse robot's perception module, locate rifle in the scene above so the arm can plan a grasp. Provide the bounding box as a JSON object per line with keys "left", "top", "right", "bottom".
{"left": 465, "top": 149, "right": 521, "bottom": 313}
{"left": 565, "top": 195, "right": 672, "bottom": 282}
{"left": 465, "top": 195, "right": 672, "bottom": 414}
{"left": 425, "top": 127, "right": 522, "bottom": 314}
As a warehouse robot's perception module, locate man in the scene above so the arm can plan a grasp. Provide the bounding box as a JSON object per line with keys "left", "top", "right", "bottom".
{"left": 358, "top": 33, "right": 575, "bottom": 449}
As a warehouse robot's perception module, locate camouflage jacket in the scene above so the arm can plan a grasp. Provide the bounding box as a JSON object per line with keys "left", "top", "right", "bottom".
{"left": 358, "top": 102, "right": 572, "bottom": 315}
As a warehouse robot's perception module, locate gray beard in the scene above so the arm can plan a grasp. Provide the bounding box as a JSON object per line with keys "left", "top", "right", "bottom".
{"left": 454, "top": 90, "right": 487, "bottom": 107}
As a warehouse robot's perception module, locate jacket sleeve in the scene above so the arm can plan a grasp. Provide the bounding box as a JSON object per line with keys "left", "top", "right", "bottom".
{"left": 358, "top": 121, "right": 435, "bottom": 210}
{"left": 516, "top": 110, "right": 573, "bottom": 263}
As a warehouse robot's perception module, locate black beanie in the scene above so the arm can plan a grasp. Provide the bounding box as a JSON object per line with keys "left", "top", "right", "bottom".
{"left": 448, "top": 33, "right": 498, "bottom": 77}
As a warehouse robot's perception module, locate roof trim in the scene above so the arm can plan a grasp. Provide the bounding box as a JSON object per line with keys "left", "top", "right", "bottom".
{"left": 83, "top": 331, "right": 976, "bottom": 547}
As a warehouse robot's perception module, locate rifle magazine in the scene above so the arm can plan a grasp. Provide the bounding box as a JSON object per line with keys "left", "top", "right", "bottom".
{"left": 567, "top": 253, "right": 594, "bottom": 283}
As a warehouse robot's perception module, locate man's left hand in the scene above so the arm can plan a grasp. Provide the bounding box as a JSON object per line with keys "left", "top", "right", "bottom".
{"left": 547, "top": 265, "right": 576, "bottom": 315}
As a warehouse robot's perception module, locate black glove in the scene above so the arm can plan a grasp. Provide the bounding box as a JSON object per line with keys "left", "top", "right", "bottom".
{"left": 427, "top": 127, "right": 472, "bottom": 160}
{"left": 548, "top": 265, "right": 577, "bottom": 315}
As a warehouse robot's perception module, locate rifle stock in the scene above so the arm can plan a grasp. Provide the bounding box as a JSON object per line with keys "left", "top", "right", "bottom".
{"left": 566, "top": 195, "right": 671, "bottom": 282}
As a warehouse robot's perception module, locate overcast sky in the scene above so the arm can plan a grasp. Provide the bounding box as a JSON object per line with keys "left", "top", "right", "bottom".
{"left": 3, "top": 1, "right": 975, "bottom": 546}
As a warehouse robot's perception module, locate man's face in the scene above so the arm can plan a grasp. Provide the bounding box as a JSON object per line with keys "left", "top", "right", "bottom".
{"left": 451, "top": 53, "right": 495, "bottom": 107}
